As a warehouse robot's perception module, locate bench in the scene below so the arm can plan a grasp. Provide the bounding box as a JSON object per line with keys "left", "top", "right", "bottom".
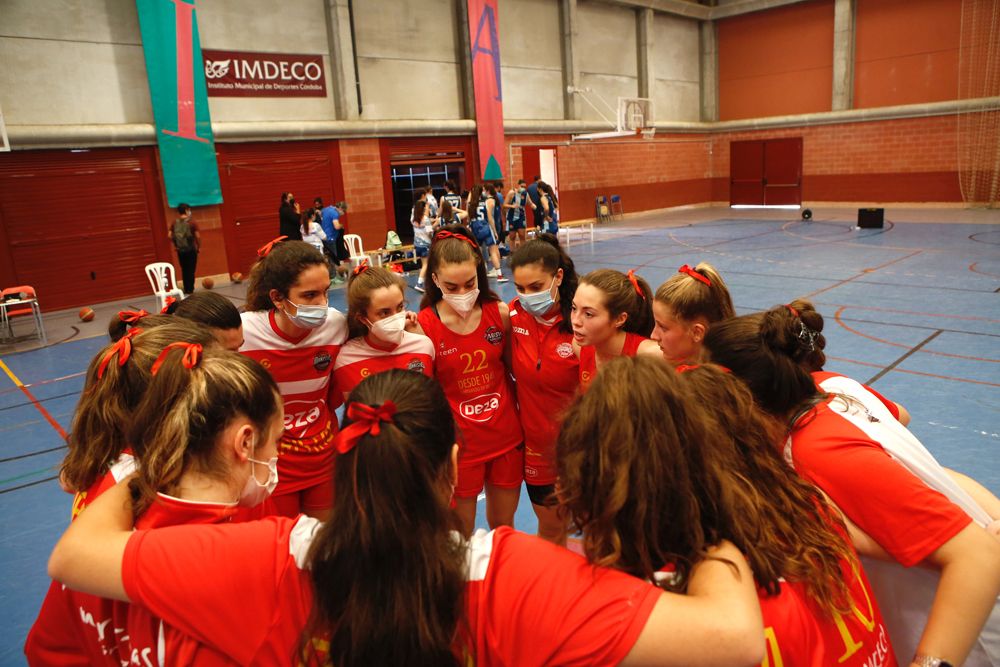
{"left": 526, "top": 219, "right": 595, "bottom": 250}
{"left": 365, "top": 245, "right": 417, "bottom": 267}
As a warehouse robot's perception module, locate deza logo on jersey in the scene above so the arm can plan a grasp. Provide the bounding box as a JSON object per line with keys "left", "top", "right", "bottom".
{"left": 460, "top": 393, "right": 501, "bottom": 422}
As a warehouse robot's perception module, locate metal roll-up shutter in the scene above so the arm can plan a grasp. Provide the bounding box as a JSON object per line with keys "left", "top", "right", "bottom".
{"left": 0, "top": 148, "right": 164, "bottom": 311}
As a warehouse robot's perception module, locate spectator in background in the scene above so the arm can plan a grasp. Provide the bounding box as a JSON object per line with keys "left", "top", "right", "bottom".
{"left": 168, "top": 203, "right": 200, "bottom": 295}
{"left": 525, "top": 175, "right": 542, "bottom": 231}
{"left": 300, "top": 207, "right": 327, "bottom": 256}
{"left": 423, "top": 185, "right": 439, "bottom": 218}
{"left": 320, "top": 200, "right": 349, "bottom": 284}
{"left": 279, "top": 192, "right": 302, "bottom": 241}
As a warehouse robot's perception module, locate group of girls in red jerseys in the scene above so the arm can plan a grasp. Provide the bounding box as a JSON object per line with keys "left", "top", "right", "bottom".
{"left": 27, "top": 227, "right": 1000, "bottom": 666}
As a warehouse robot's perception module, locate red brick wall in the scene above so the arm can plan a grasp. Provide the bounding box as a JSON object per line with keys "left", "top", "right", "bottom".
{"left": 339, "top": 138, "right": 391, "bottom": 250}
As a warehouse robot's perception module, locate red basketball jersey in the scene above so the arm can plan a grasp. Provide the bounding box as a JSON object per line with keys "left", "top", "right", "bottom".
{"left": 418, "top": 301, "right": 522, "bottom": 464}
{"left": 332, "top": 331, "right": 434, "bottom": 398}
{"left": 508, "top": 299, "right": 578, "bottom": 485}
{"left": 578, "top": 331, "right": 647, "bottom": 393}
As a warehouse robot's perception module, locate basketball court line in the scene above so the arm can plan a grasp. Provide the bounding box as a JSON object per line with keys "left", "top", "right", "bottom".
{"left": 866, "top": 330, "right": 943, "bottom": 384}
{"left": 0, "top": 358, "right": 68, "bottom": 441}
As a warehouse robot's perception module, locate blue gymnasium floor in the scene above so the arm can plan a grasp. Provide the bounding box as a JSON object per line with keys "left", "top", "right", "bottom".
{"left": 1, "top": 207, "right": 998, "bottom": 663}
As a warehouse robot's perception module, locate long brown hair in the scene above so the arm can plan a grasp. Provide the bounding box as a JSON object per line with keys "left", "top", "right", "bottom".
{"left": 245, "top": 240, "right": 326, "bottom": 312}
{"left": 677, "top": 364, "right": 855, "bottom": 615}
{"left": 127, "top": 347, "right": 281, "bottom": 515}
{"left": 419, "top": 224, "right": 498, "bottom": 311}
{"left": 557, "top": 355, "right": 726, "bottom": 590}
{"left": 654, "top": 262, "right": 735, "bottom": 324}
{"left": 346, "top": 266, "right": 407, "bottom": 339}
{"left": 579, "top": 269, "right": 654, "bottom": 337}
{"left": 61, "top": 321, "right": 215, "bottom": 493}
{"left": 784, "top": 299, "right": 827, "bottom": 372}
{"left": 509, "top": 233, "right": 578, "bottom": 333}
{"left": 703, "top": 307, "right": 822, "bottom": 418}
{"left": 302, "top": 370, "right": 465, "bottom": 666}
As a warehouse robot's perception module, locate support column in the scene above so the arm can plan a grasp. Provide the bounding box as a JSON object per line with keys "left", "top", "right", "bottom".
{"left": 324, "top": 0, "right": 360, "bottom": 120}
{"left": 456, "top": 0, "right": 476, "bottom": 119}
{"left": 699, "top": 20, "right": 718, "bottom": 121}
{"left": 637, "top": 8, "right": 655, "bottom": 99}
{"left": 560, "top": 0, "right": 581, "bottom": 120}
{"left": 831, "top": 0, "right": 855, "bottom": 111}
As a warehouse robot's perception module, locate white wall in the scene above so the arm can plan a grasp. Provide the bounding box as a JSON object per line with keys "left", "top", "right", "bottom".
{"left": 499, "top": 0, "right": 564, "bottom": 120}
{"left": 652, "top": 13, "right": 701, "bottom": 121}
{"left": 352, "top": 0, "right": 465, "bottom": 120}
{"left": 576, "top": 1, "right": 639, "bottom": 123}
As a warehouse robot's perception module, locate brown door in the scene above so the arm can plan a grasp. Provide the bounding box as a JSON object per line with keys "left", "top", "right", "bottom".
{"left": 217, "top": 141, "right": 343, "bottom": 275}
{"left": 729, "top": 140, "right": 765, "bottom": 205}
{"left": 763, "top": 138, "right": 803, "bottom": 205}
{"left": 0, "top": 148, "right": 166, "bottom": 311}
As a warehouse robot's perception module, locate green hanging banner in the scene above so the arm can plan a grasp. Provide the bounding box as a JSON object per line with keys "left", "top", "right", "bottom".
{"left": 136, "top": 0, "right": 222, "bottom": 206}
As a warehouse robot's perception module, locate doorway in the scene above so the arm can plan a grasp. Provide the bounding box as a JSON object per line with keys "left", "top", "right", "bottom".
{"left": 729, "top": 137, "right": 802, "bottom": 206}
{"left": 390, "top": 160, "right": 466, "bottom": 243}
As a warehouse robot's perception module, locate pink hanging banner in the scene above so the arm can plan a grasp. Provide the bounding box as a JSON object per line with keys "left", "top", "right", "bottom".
{"left": 467, "top": 0, "right": 505, "bottom": 181}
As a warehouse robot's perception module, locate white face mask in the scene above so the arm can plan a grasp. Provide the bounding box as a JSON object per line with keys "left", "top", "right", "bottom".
{"left": 368, "top": 311, "right": 407, "bottom": 345}
{"left": 239, "top": 438, "right": 278, "bottom": 508}
{"left": 284, "top": 300, "right": 327, "bottom": 329}
{"left": 441, "top": 288, "right": 480, "bottom": 318}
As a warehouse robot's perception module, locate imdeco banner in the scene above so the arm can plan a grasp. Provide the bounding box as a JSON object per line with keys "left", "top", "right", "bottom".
{"left": 136, "top": 0, "right": 222, "bottom": 206}
{"left": 467, "top": 0, "right": 504, "bottom": 181}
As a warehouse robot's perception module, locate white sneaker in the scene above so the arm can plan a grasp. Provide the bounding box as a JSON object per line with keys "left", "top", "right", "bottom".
{"left": 486, "top": 269, "right": 499, "bottom": 278}
{"left": 496, "top": 274, "right": 509, "bottom": 283}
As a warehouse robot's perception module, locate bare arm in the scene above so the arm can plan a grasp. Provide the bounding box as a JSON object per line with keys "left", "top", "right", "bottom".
{"left": 636, "top": 339, "right": 664, "bottom": 360}
{"left": 945, "top": 467, "right": 1000, "bottom": 520}
{"left": 621, "top": 540, "right": 763, "bottom": 667}
{"left": 48, "top": 478, "right": 134, "bottom": 601}
{"left": 914, "top": 522, "right": 1000, "bottom": 664}
{"left": 894, "top": 402, "right": 911, "bottom": 426}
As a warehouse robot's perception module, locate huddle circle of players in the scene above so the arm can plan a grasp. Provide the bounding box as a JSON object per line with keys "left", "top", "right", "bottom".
{"left": 26, "top": 195, "right": 1000, "bottom": 666}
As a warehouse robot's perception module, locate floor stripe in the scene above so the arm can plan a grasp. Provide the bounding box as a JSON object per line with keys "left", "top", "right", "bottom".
{"left": 866, "top": 330, "right": 943, "bottom": 385}
{"left": 0, "top": 475, "right": 59, "bottom": 495}
{"left": 0, "top": 358, "right": 69, "bottom": 441}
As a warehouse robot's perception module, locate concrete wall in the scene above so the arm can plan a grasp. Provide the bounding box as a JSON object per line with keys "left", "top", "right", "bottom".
{"left": 0, "top": 0, "right": 151, "bottom": 126}
{"left": 198, "top": 0, "right": 337, "bottom": 122}
{"left": 651, "top": 14, "right": 701, "bottom": 122}
{"left": 576, "top": 2, "right": 639, "bottom": 122}
{"left": 352, "top": 0, "right": 465, "bottom": 120}
{"left": 499, "top": 0, "right": 564, "bottom": 120}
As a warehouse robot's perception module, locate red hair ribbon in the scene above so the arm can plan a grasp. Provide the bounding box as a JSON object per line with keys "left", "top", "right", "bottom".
{"left": 97, "top": 328, "right": 143, "bottom": 379}
{"left": 678, "top": 265, "right": 711, "bottom": 287}
{"left": 435, "top": 229, "right": 478, "bottom": 250}
{"left": 150, "top": 342, "right": 203, "bottom": 376}
{"left": 626, "top": 270, "right": 646, "bottom": 301}
{"left": 333, "top": 401, "right": 397, "bottom": 454}
{"left": 352, "top": 261, "right": 370, "bottom": 277}
{"left": 118, "top": 309, "right": 150, "bottom": 324}
{"left": 160, "top": 296, "right": 177, "bottom": 314}
{"left": 257, "top": 235, "right": 288, "bottom": 258}
{"left": 784, "top": 304, "right": 800, "bottom": 318}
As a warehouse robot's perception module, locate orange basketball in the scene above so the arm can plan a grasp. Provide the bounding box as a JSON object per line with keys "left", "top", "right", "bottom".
{"left": 201, "top": 277, "right": 215, "bottom": 290}
{"left": 230, "top": 272, "right": 243, "bottom": 283}
{"left": 78, "top": 307, "right": 95, "bottom": 322}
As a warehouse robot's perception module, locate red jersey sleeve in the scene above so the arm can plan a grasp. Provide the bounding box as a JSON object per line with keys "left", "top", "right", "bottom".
{"left": 471, "top": 528, "right": 660, "bottom": 666}
{"left": 793, "top": 410, "right": 971, "bottom": 567}
{"left": 122, "top": 516, "right": 315, "bottom": 663}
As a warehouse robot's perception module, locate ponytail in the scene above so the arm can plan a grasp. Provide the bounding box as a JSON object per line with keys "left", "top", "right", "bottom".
{"left": 654, "top": 262, "right": 735, "bottom": 325}
{"left": 509, "top": 233, "right": 578, "bottom": 333}
{"left": 61, "top": 321, "right": 214, "bottom": 493}
{"left": 580, "top": 269, "right": 654, "bottom": 337}
{"left": 302, "top": 370, "right": 464, "bottom": 667}
{"left": 108, "top": 311, "right": 173, "bottom": 342}
{"left": 703, "top": 309, "right": 819, "bottom": 418}
{"left": 127, "top": 347, "right": 280, "bottom": 515}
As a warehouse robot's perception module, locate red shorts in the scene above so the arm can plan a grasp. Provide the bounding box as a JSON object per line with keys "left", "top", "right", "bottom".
{"left": 524, "top": 441, "right": 558, "bottom": 486}
{"left": 455, "top": 445, "right": 524, "bottom": 499}
{"left": 270, "top": 481, "right": 334, "bottom": 517}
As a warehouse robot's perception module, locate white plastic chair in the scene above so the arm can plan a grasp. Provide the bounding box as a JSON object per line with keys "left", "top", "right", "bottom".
{"left": 145, "top": 262, "right": 185, "bottom": 312}
{"left": 343, "top": 234, "right": 368, "bottom": 270}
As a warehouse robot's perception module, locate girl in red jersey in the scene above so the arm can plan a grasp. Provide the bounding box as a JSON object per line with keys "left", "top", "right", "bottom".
{"left": 651, "top": 262, "right": 735, "bottom": 367}
{"left": 417, "top": 224, "right": 523, "bottom": 535}
{"left": 241, "top": 238, "right": 348, "bottom": 521}
{"left": 706, "top": 307, "right": 1000, "bottom": 666}
{"left": 33, "top": 344, "right": 283, "bottom": 666}
{"left": 508, "top": 234, "right": 579, "bottom": 543}
{"left": 558, "top": 356, "right": 897, "bottom": 667}
{"left": 572, "top": 268, "right": 660, "bottom": 392}
{"left": 49, "top": 369, "right": 766, "bottom": 667}
{"left": 333, "top": 265, "right": 434, "bottom": 398}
